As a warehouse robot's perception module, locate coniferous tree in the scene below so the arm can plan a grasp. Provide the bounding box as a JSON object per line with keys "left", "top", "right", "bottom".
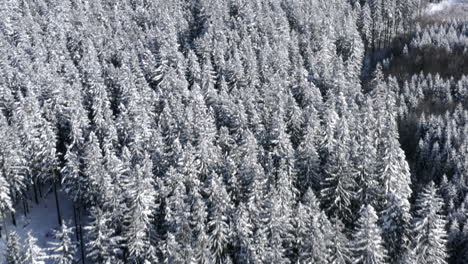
{"left": 376, "top": 119, "right": 412, "bottom": 208}
{"left": 101, "top": 141, "right": 127, "bottom": 228}
{"left": 321, "top": 118, "right": 357, "bottom": 223}
{"left": 4, "top": 232, "right": 22, "bottom": 264}
{"left": 161, "top": 233, "right": 183, "bottom": 264}
{"left": 232, "top": 203, "right": 256, "bottom": 264}
{"left": 194, "top": 227, "right": 213, "bottom": 264}
{"left": 12, "top": 92, "right": 58, "bottom": 205}
{"left": 124, "top": 153, "right": 157, "bottom": 262}
{"left": 447, "top": 219, "right": 463, "bottom": 264}
{"left": 352, "top": 99, "right": 378, "bottom": 207}
{"left": 81, "top": 132, "right": 107, "bottom": 207}
{"left": 294, "top": 189, "right": 330, "bottom": 263}
{"left": 352, "top": 204, "right": 387, "bottom": 264}
{"left": 327, "top": 219, "right": 352, "bottom": 264}
{"left": 264, "top": 189, "right": 291, "bottom": 264}
{"left": 359, "top": 3, "right": 372, "bottom": 49}
{"left": 0, "top": 173, "right": 12, "bottom": 224}
{"left": 190, "top": 190, "right": 210, "bottom": 261}
{"left": 163, "top": 170, "right": 193, "bottom": 262}
{"left": 23, "top": 232, "right": 46, "bottom": 264}
{"left": 85, "top": 207, "right": 122, "bottom": 263}
{"left": 206, "top": 172, "right": 232, "bottom": 264}
{"left": 412, "top": 182, "right": 448, "bottom": 264}
{"left": 62, "top": 143, "right": 86, "bottom": 206}
{"left": 295, "top": 124, "right": 321, "bottom": 193}
{"left": 0, "top": 114, "right": 26, "bottom": 225}
{"left": 381, "top": 194, "right": 412, "bottom": 263}
{"left": 48, "top": 223, "right": 76, "bottom": 264}
{"left": 234, "top": 129, "right": 265, "bottom": 204}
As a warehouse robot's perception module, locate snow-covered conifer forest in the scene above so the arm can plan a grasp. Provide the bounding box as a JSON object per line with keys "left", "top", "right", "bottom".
{"left": 1, "top": 0, "right": 468, "bottom": 263}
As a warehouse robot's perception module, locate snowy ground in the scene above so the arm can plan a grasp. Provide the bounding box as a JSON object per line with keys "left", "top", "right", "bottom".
{"left": 427, "top": 0, "right": 458, "bottom": 14}
{"left": 426, "top": 0, "right": 468, "bottom": 17}
{"left": 0, "top": 188, "right": 76, "bottom": 263}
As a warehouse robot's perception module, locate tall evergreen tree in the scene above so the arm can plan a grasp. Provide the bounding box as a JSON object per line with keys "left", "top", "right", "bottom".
{"left": 85, "top": 207, "right": 121, "bottom": 263}
{"left": 352, "top": 204, "right": 387, "bottom": 264}
{"left": 48, "top": 223, "right": 76, "bottom": 264}
{"left": 0, "top": 173, "right": 12, "bottom": 223}
{"left": 81, "top": 132, "right": 108, "bottom": 207}
{"left": 206, "top": 172, "right": 232, "bottom": 264}
{"left": 4, "top": 232, "right": 22, "bottom": 264}
{"left": 0, "top": 114, "right": 26, "bottom": 225}
{"left": 295, "top": 124, "right": 321, "bottom": 193}
{"left": 232, "top": 203, "right": 256, "bottom": 264}
{"left": 380, "top": 194, "right": 412, "bottom": 263}
{"left": 376, "top": 119, "right": 412, "bottom": 208}
{"left": 327, "top": 219, "right": 352, "bottom": 264}
{"left": 124, "top": 153, "right": 157, "bottom": 262}
{"left": 264, "top": 189, "right": 291, "bottom": 264}
{"left": 412, "top": 182, "right": 448, "bottom": 264}
{"left": 321, "top": 118, "right": 357, "bottom": 223}
{"left": 163, "top": 170, "right": 193, "bottom": 262}
{"left": 294, "top": 189, "right": 330, "bottom": 263}
{"left": 23, "top": 232, "right": 46, "bottom": 264}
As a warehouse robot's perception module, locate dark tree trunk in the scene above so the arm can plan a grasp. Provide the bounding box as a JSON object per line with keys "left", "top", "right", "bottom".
{"left": 54, "top": 180, "right": 62, "bottom": 226}
{"left": 80, "top": 223, "right": 85, "bottom": 264}
{"left": 11, "top": 211, "right": 16, "bottom": 226}
{"left": 2, "top": 213, "right": 8, "bottom": 238}
{"left": 78, "top": 205, "right": 85, "bottom": 264}
{"left": 73, "top": 203, "right": 79, "bottom": 241}
{"left": 33, "top": 180, "right": 39, "bottom": 204}
{"left": 23, "top": 198, "right": 28, "bottom": 216}
{"left": 38, "top": 181, "right": 43, "bottom": 198}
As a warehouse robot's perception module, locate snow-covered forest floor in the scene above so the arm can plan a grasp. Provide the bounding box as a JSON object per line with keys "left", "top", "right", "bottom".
{"left": 0, "top": 190, "right": 75, "bottom": 263}
{"left": 425, "top": 0, "right": 468, "bottom": 18}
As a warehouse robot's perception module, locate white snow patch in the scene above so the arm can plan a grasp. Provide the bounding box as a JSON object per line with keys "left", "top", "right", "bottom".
{"left": 426, "top": 0, "right": 463, "bottom": 14}
{"left": 0, "top": 188, "right": 75, "bottom": 263}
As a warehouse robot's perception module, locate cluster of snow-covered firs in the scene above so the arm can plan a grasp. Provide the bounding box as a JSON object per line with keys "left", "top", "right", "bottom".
{"left": 1, "top": 0, "right": 468, "bottom": 263}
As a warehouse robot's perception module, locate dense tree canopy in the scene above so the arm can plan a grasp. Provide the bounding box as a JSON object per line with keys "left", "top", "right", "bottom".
{"left": 1, "top": 0, "right": 467, "bottom": 263}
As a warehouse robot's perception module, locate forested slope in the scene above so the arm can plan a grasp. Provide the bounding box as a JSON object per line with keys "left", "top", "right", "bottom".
{"left": 0, "top": 0, "right": 467, "bottom": 263}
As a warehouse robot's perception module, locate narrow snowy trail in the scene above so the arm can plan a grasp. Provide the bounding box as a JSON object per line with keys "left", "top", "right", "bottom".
{"left": 0, "top": 189, "right": 75, "bottom": 263}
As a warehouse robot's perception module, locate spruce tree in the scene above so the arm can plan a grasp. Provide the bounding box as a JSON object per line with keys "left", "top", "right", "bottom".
{"left": 327, "top": 219, "right": 351, "bottom": 264}
{"left": 294, "top": 189, "right": 330, "bottom": 263}
{"left": 161, "top": 233, "right": 183, "bottom": 264}
{"left": 0, "top": 173, "right": 12, "bottom": 221}
{"left": 4, "top": 232, "right": 22, "bottom": 264}
{"left": 352, "top": 205, "right": 387, "bottom": 264}
{"left": 232, "top": 203, "right": 255, "bottom": 263}
{"left": 0, "top": 114, "right": 26, "bottom": 225}
{"left": 381, "top": 194, "right": 412, "bottom": 263}
{"left": 295, "top": 124, "right": 321, "bottom": 193}
{"left": 206, "top": 172, "right": 232, "bottom": 264}
{"left": 23, "top": 232, "right": 46, "bottom": 264}
{"left": 124, "top": 154, "right": 157, "bottom": 262}
{"left": 376, "top": 119, "right": 412, "bottom": 208}
{"left": 321, "top": 118, "right": 357, "bottom": 223}
{"left": 85, "top": 207, "right": 121, "bottom": 263}
{"left": 81, "top": 132, "right": 110, "bottom": 207}
{"left": 48, "top": 223, "right": 76, "bottom": 264}
{"left": 163, "top": 175, "right": 193, "bottom": 262}
{"left": 412, "top": 182, "right": 448, "bottom": 264}
{"left": 264, "top": 190, "right": 291, "bottom": 264}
